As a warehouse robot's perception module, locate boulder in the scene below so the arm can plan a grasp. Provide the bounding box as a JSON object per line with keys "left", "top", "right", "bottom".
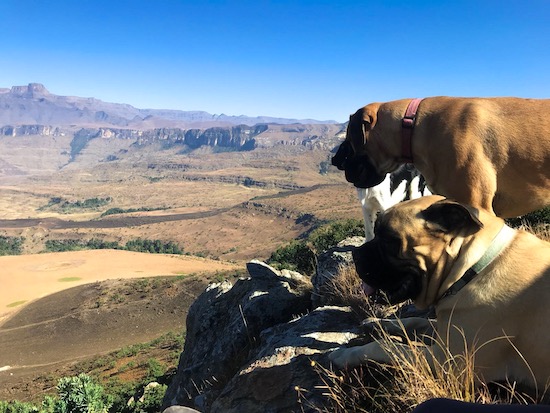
{"left": 210, "top": 305, "right": 361, "bottom": 412}
{"left": 162, "top": 260, "right": 313, "bottom": 410}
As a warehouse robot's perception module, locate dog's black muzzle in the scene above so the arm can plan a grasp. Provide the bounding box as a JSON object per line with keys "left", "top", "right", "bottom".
{"left": 331, "top": 141, "right": 386, "bottom": 188}
{"left": 352, "top": 240, "right": 423, "bottom": 305}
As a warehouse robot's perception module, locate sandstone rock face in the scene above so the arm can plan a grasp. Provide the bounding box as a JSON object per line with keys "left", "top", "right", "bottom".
{"left": 162, "top": 257, "right": 365, "bottom": 412}
{"left": 0, "top": 125, "right": 61, "bottom": 136}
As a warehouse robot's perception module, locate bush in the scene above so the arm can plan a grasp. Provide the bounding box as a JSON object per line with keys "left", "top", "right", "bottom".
{"left": 43, "top": 197, "right": 113, "bottom": 213}
{"left": 268, "top": 240, "right": 316, "bottom": 275}
{"left": 0, "top": 236, "right": 24, "bottom": 256}
{"left": 44, "top": 238, "right": 183, "bottom": 254}
{"left": 101, "top": 207, "right": 167, "bottom": 217}
{"left": 144, "top": 359, "right": 166, "bottom": 383}
{"left": 45, "top": 238, "right": 121, "bottom": 252}
{"left": 54, "top": 374, "right": 112, "bottom": 413}
{"left": 127, "top": 383, "right": 167, "bottom": 413}
{"left": 267, "top": 219, "right": 364, "bottom": 275}
{"left": 307, "top": 219, "right": 364, "bottom": 253}
{"left": 0, "top": 400, "right": 40, "bottom": 413}
{"left": 124, "top": 239, "right": 183, "bottom": 255}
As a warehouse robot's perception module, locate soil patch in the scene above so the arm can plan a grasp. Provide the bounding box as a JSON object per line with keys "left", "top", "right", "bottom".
{"left": 0, "top": 249, "right": 239, "bottom": 321}
{"left": 0, "top": 273, "right": 242, "bottom": 402}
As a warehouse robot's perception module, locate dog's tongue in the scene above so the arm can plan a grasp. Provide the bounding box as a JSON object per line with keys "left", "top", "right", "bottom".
{"left": 361, "top": 281, "right": 376, "bottom": 296}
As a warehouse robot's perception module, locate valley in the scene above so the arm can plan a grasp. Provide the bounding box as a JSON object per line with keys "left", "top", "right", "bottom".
{"left": 0, "top": 84, "right": 362, "bottom": 404}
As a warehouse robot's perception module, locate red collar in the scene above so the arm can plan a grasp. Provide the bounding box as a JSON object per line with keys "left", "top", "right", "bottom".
{"left": 401, "top": 98, "right": 423, "bottom": 163}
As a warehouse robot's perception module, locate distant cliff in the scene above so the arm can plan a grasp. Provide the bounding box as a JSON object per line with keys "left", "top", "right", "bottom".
{"left": 0, "top": 124, "right": 64, "bottom": 136}
{"left": 0, "top": 83, "right": 337, "bottom": 128}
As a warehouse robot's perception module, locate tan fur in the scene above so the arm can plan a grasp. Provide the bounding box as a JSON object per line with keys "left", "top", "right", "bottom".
{"left": 346, "top": 97, "right": 550, "bottom": 217}
{"left": 330, "top": 196, "right": 550, "bottom": 391}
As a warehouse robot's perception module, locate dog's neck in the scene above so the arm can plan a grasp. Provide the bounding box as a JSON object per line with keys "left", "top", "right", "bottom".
{"left": 438, "top": 224, "right": 516, "bottom": 302}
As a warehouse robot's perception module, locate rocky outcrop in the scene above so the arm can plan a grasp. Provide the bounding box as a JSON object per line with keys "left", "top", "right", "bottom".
{"left": 88, "top": 125, "right": 266, "bottom": 151}
{"left": 0, "top": 125, "right": 62, "bottom": 136}
{"left": 162, "top": 239, "right": 373, "bottom": 412}
{"left": 182, "top": 125, "right": 267, "bottom": 149}
{"left": 162, "top": 260, "right": 317, "bottom": 410}
{"left": 8, "top": 83, "right": 50, "bottom": 97}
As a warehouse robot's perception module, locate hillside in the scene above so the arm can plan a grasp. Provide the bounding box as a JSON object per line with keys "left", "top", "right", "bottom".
{"left": 0, "top": 84, "right": 355, "bottom": 261}
{"left": 0, "top": 83, "right": 337, "bottom": 129}
{"left": 0, "top": 274, "right": 228, "bottom": 402}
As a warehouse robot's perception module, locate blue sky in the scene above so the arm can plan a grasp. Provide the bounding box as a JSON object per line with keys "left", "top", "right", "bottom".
{"left": 1, "top": 0, "right": 548, "bottom": 122}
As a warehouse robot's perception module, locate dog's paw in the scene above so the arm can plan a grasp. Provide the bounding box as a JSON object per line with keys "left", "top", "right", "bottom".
{"left": 329, "top": 345, "right": 370, "bottom": 369}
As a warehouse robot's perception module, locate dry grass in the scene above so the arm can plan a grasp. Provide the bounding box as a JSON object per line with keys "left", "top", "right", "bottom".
{"left": 524, "top": 223, "right": 550, "bottom": 242}
{"left": 311, "top": 322, "right": 541, "bottom": 412}
{"left": 320, "top": 264, "right": 401, "bottom": 320}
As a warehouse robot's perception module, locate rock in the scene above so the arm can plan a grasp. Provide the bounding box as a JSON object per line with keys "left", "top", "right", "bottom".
{"left": 311, "top": 236, "right": 364, "bottom": 309}
{"left": 210, "top": 306, "right": 362, "bottom": 412}
{"left": 162, "top": 239, "right": 435, "bottom": 412}
{"left": 162, "top": 260, "right": 313, "bottom": 410}
{"left": 163, "top": 407, "right": 202, "bottom": 413}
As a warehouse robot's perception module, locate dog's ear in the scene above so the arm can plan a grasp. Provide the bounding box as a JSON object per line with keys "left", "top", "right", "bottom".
{"left": 347, "top": 105, "right": 378, "bottom": 147}
{"left": 422, "top": 200, "right": 484, "bottom": 234}
{"left": 361, "top": 106, "right": 378, "bottom": 133}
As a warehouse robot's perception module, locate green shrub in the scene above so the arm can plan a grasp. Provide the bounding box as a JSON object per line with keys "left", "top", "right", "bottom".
{"left": 268, "top": 240, "right": 316, "bottom": 275}
{"left": 144, "top": 359, "right": 166, "bottom": 383}
{"left": 124, "top": 239, "right": 183, "bottom": 254}
{"left": 101, "top": 206, "right": 167, "bottom": 217}
{"left": 307, "top": 219, "right": 364, "bottom": 253}
{"left": 51, "top": 374, "right": 112, "bottom": 413}
{"left": 101, "top": 207, "right": 126, "bottom": 216}
{"left": 39, "top": 196, "right": 112, "bottom": 213}
{"left": 44, "top": 238, "right": 183, "bottom": 254}
{"left": 44, "top": 238, "right": 121, "bottom": 252}
{"left": 267, "top": 219, "right": 364, "bottom": 275}
{"left": 128, "top": 384, "right": 167, "bottom": 413}
{"left": 0, "top": 236, "right": 24, "bottom": 256}
{"left": 0, "top": 400, "right": 40, "bottom": 413}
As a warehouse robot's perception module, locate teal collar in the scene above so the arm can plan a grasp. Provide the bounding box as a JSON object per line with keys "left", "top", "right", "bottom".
{"left": 440, "top": 224, "right": 516, "bottom": 301}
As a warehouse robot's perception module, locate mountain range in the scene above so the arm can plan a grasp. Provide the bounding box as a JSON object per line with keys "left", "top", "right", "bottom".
{"left": 0, "top": 83, "right": 337, "bottom": 129}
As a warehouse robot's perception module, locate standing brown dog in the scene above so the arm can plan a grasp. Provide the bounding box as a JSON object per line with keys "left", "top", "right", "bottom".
{"left": 332, "top": 97, "right": 550, "bottom": 218}
{"left": 330, "top": 195, "right": 550, "bottom": 391}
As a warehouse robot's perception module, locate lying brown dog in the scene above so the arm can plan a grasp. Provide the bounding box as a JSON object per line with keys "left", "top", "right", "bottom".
{"left": 332, "top": 97, "right": 550, "bottom": 218}
{"left": 330, "top": 195, "right": 550, "bottom": 392}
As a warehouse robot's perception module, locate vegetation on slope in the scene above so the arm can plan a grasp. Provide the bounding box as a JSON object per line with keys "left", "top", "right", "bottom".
{"left": 39, "top": 197, "right": 112, "bottom": 213}
{"left": 0, "top": 331, "right": 184, "bottom": 413}
{"left": 44, "top": 238, "right": 183, "bottom": 254}
{"left": 267, "top": 218, "right": 364, "bottom": 275}
{"left": 0, "top": 236, "right": 24, "bottom": 256}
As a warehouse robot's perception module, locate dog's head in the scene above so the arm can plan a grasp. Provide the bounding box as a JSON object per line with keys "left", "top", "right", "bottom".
{"left": 331, "top": 104, "right": 386, "bottom": 188}
{"left": 352, "top": 195, "right": 484, "bottom": 307}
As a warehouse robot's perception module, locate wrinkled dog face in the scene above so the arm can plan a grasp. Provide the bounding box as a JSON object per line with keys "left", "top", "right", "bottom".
{"left": 331, "top": 108, "right": 386, "bottom": 188}
{"left": 352, "top": 196, "right": 483, "bottom": 305}
{"left": 352, "top": 215, "right": 425, "bottom": 304}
